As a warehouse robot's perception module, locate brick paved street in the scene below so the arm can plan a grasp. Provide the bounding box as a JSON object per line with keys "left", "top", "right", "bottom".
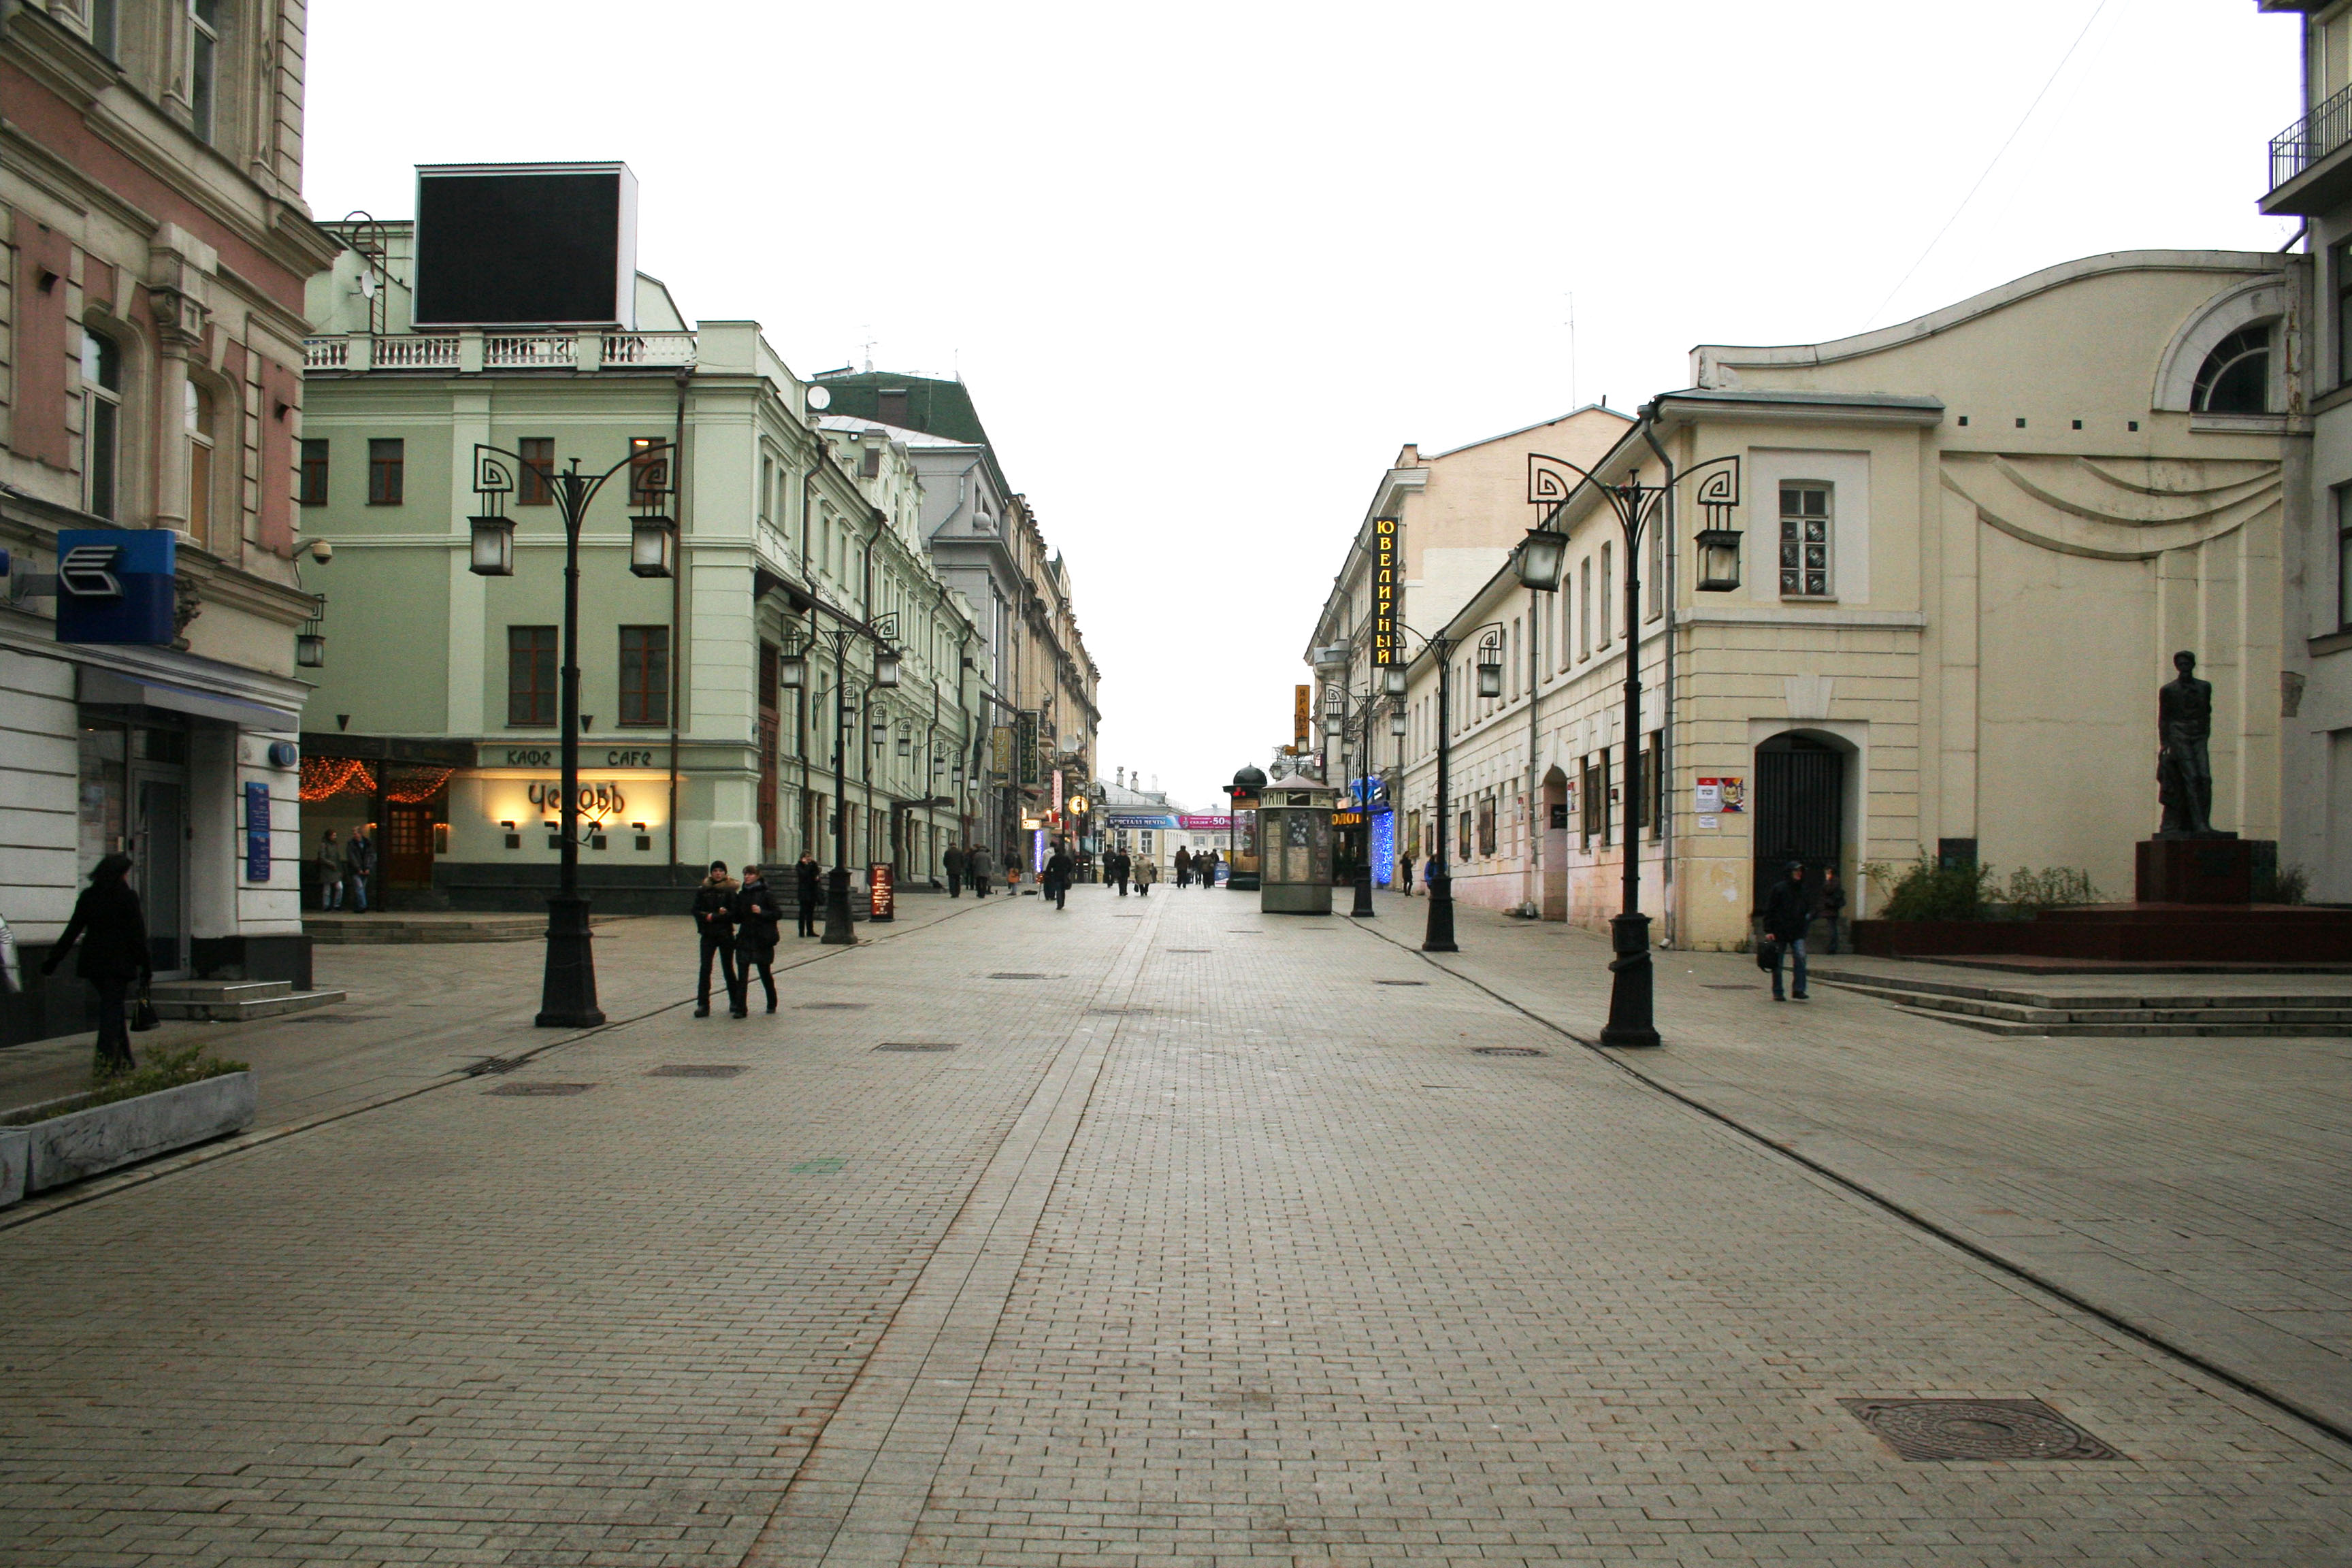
{"left": 3, "top": 887, "right": 2349, "bottom": 1566}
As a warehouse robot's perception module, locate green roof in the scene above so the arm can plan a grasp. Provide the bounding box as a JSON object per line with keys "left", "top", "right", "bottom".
{"left": 814, "top": 370, "right": 1014, "bottom": 498}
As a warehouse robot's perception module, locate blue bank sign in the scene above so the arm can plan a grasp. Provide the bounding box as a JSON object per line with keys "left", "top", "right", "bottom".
{"left": 54, "top": 528, "right": 176, "bottom": 645}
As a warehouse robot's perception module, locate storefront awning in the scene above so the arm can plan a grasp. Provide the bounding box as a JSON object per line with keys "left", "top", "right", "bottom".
{"left": 80, "top": 668, "right": 301, "bottom": 730}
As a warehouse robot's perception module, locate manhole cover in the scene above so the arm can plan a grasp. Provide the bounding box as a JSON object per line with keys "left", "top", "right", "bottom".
{"left": 1471, "top": 1046, "right": 1545, "bottom": 1057}
{"left": 1701, "top": 983, "right": 1757, "bottom": 991}
{"left": 800, "top": 1002, "right": 870, "bottom": 1011}
{"left": 990, "top": 972, "right": 1052, "bottom": 980}
{"left": 875, "top": 1042, "right": 958, "bottom": 1052}
{"left": 464, "top": 1056, "right": 529, "bottom": 1076}
{"left": 1087, "top": 1007, "right": 1153, "bottom": 1016}
{"left": 1164, "top": 948, "right": 1211, "bottom": 953}
{"left": 487, "top": 1082, "right": 593, "bottom": 1096}
{"left": 789, "top": 1158, "right": 848, "bottom": 1173}
{"left": 1375, "top": 979, "right": 1427, "bottom": 987}
{"left": 1227, "top": 930, "right": 1264, "bottom": 934}
{"left": 649, "top": 1064, "right": 747, "bottom": 1078}
{"left": 1840, "top": 1399, "right": 2123, "bottom": 1462}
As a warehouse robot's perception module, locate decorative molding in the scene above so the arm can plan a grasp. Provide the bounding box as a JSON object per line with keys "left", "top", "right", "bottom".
{"left": 2151, "top": 274, "right": 2291, "bottom": 414}
{"left": 1940, "top": 452, "right": 2279, "bottom": 561}
{"left": 1676, "top": 607, "right": 1925, "bottom": 630}
{"left": 1784, "top": 674, "right": 1835, "bottom": 721}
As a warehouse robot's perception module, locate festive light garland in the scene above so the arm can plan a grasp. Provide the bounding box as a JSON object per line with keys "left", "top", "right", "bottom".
{"left": 384, "top": 766, "right": 455, "bottom": 804}
{"left": 298, "top": 756, "right": 375, "bottom": 802}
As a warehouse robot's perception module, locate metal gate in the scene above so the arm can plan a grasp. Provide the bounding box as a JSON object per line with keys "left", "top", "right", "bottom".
{"left": 1754, "top": 738, "right": 1844, "bottom": 909}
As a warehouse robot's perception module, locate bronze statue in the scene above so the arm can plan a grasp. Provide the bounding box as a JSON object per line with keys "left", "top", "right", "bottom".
{"left": 2156, "top": 650, "right": 2217, "bottom": 837}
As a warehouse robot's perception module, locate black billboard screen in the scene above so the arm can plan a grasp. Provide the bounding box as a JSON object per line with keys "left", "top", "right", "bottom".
{"left": 412, "top": 164, "right": 635, "bottom": 327}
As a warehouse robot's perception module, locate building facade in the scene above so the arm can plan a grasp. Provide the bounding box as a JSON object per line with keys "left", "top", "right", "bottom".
{"left": 295, "top": 194, "right": 983, "bottom": 911}
{"left": 1, "top": 0, "right": 336, "bottom": 1042}
{"left": 1391, "top": 251, "right": 2296, "bottom": 947}
{"left": 815, "top": 372, "right": 1101, "bottom": 874}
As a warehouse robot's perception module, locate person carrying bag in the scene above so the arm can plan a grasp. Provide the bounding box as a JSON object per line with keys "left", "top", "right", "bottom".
{"left": 40, "top": 853, "right": 152, "bottom": 1075}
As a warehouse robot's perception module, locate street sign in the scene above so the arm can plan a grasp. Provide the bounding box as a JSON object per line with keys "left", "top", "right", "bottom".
{"left": 55, "top": 529, "right": 176, "bottom": 645}
{"left": 1294, "top": 685, "right": 1310, "bottom": 748}
{"left": 1371, "top": 516, "right": 1399, "bottom": 665}
{"left": 244, "top": 782, "right": 272, "bottom": 881}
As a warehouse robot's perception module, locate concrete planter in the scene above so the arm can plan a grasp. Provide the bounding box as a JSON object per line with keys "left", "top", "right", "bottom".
{"left": 13, "top": 1072, "right": 255, "bottom": 1196}
{"left": 0, "top": 1128, "right": 26, "bottom": 1208}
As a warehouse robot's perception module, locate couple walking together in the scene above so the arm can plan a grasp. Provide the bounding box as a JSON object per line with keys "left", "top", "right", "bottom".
{"left": 690, "top": 855, "right": 822, "bottom": 1016}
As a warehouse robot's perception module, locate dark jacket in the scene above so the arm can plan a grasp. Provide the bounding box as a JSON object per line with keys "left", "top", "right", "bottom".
{"left": 943, "top": 847, "right": 967, "bottom": 876}
{"left": 344, "top": 835, "right": 376, "bottom": 876}
{"left": 733, "top": 879, "right": 784, "bottom": 953}
{"left": 1044, "top": 851, "right": 1074, "bottom": 889}
{"left": 795, "top": 860, "right": 821, "bottom": 904}
{"left": 1761, "top": 876, "right": 1815, "bottom": 943}
{"left": 48, "top": 879, "right": 150, "bottom": 982}
{"left": 1818, "top": 879, "right": 1848, "bottom": 917}
{"left": 691, "top": 876, "right": 738, "bottom": 939}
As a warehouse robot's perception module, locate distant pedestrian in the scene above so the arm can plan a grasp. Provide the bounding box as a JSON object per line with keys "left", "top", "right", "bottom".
{"left": 944, "top": 843, "right": 967, "bottom": 898}
{"left": 970, "top": 855, "right": 992, "bottom": 897}
{"left": 314, "top": 830, "right": 343, "bottom": 910}
{"left": 1399, "top": 852, "right": 1415, "bottom": 896}
{"left": 1044, "top": 841, "right": 1074, "bottom": 911}
{"left": 1134, "top": 855, "right": 1158, "bottom": 897}
{"left": 1004, "top": 852, "right": 1024, "bottom": 895}
{"left": 1197, "top": 849, "right": 1218, "bottom": 888}
{"left": 39, "top": 852, "right": 150, "bottom": 1077}
{"left": 1818, "top": 867, "right": 1847, "bottom": 955}
{"left": 1175, "top": 846, "right": 1193, "bottom": 888}
{"left": 343, "top": 826, "right": 376, "bottom": 913}
{"left": 1107, "top": 847, "right": 1128, "bottom": 896}
{"left": 1423, "top": 851, "right": 1441, "bottom": 891}
{"left": 690, "top": 860, "right": 739, "bottom": 1018}
{"left": 732, "top": 864, "right": 784, "bottom": 1015}
{"left": 795, "top": 852, "right": 821, "bottom": 938}
{"left": 1761, "top": 860, "right": 1814, "bottom": 1002}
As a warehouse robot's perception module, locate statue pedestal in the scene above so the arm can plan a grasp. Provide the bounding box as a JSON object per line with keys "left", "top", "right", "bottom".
{"left": 2136, "top": 836, "right": 2253, "bottom": 904}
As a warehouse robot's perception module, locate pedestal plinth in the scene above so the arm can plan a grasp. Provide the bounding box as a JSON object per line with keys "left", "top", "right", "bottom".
{"left": 2135, "top": 836, "right": 2253, "bottom": 904}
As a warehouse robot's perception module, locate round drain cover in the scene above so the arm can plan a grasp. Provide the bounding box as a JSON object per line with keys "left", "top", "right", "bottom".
{"left": 1842, "top": 1399, "right": 2121, "bottom": 1461}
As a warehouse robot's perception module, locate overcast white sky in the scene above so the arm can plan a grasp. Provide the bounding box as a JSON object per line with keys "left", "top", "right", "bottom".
{"left": 308, "top": 1, "right": 2302, "bottom": 810}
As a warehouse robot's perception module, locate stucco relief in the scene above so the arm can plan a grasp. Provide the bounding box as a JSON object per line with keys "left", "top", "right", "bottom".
{"left": 1940, "top": 453, "right": 2278, "bottom": 561}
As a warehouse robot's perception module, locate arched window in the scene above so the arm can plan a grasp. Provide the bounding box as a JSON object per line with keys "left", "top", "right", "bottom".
{"left": 186, "top": 380, "right": 218, "bottom": 545}
{"left": 81, "top": 328, "right": 122, "bottom": 519}
{"left": 2192, "top": 323, "right": 2273, "bottom": 414}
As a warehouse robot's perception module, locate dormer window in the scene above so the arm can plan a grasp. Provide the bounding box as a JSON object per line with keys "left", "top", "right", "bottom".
{"left": 2192, "top": 323, "right": 2272, "bottom": 414}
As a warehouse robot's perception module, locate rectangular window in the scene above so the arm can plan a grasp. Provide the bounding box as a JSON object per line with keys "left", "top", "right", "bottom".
{"left": 507, "top": 626, "right": 559, "bottom": 727}
{"left": 619, "top": 626, "right": 670, "bottom": 727}
{"left": 368, "top": 438, "right": 404, "bottom": 506}
{"left": 1780, "top": 482, "right": 1833, "bottom": 598}
{"left": 185, "top": 381, "right": 216, "bottom": 546}
{"left": 630, "top": 436, "right": 668, "bottom": 506}
{"left": 2337, "top": 242, "right": 2352, "bottom": 389}
{"left": 189, "top": 0, "right": 219, "bottom": 144}
{"left": 82, "top": 329, "right": 122, "bottom": 521}
{"left": 1600, "top": 542, "right": 1613, "bottom": 646}
{"left": 760, "top": 455, "right": 774, "bottom": 523}
{"left": 1649, "top": 732, "right": 1664, "bottom": 839}
{"left": 1580, "top": 755, "right": 1603, "bottom": 846}
{"left": 1457, "top": 809, "right": 1473, "bottom": 863}
{"left": 1477, "top": 796, "right": 1497, "bottom": 857}
{"left": 1648, "top": 513, "right": 1665, "bottom": 621}
{"left": 2339, "top": 487, "right": 2352, "bottom": 631}
{"left": 1508, "top": 618, "right": 1520, "bottom": 699}
{"left": 1578, "top": 559, "right": 1591, "bottom": 657}
{"left": 90, "top": 0, "right": 118, "bottom": 56}
{"left": 299, "top": 438, "right": 329, "bottom": 506}
{"left": 518, "top": 437, "right": 555, "bottom": 505}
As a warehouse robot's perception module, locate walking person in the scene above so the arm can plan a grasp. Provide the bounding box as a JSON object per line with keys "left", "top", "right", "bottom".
{"left": 1818, "top": 867, "right": 1847, "bottom": 955}
{"left": 944, "top": 843, "right": 966, "bottom": 898}
{"left": 1175, "top": 846, "right": 1192, "bottom": 889}
{"left": 732, "top": 864, "right": 784, "bottom": 1015}
{"left": 690, "top": 861, "right": 739, "bottom": 1018}
{"left": 1134, "top": 855, "right": 1158, "bottom": 898}
{"left": 39, "top": 853, "right": 150, "bottom": 1077}
{"left": 1198, "top": 848, "right": 1218, "bottom": 888}
{"left": 1399, "top": 851, "right": 1415, "bottom": 896}
{"left": 1761, "top": 860, "right": 1815, "bottom": 1002}
{"left": 343, "top": 824, "right": 376, "bottom": 913}
{"left": 1003, "top": 851, "right": 1024, "bottom": 896}
{"left": 970, "top": 853, "right": 992, "bottom": 898}
{"left": 314, "top": 830, "right": 343, "bottom": 911}
{"left": 1108, "top": 846, "right": 1129, "bottom": 897}
{"left": 1043, "top": 840, "right": 1074, "bottom": 911}
{"left": 794, "top": 851, "right": 821, "bottom": 938}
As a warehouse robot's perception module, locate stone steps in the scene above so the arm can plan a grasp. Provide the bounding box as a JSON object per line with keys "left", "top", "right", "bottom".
{"left": 1813, "top": 970, "right": 2352, "bottom": 1037}
{"left": 148, "top": 979, "right": 347, "bottom": 1023}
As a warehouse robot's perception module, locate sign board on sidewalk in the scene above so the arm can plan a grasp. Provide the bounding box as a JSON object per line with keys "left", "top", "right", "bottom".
{"left": 868, "top": 863, "right": 894, "bottom": 922}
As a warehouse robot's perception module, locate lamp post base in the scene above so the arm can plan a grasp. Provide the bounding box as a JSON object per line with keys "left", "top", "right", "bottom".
{"left": 822, "top": 866, "right": 858, "bottom": 945}
{"left": 1422, "top": 875, "right": 1458, "bottom": 952}
{"left": 535, "top": 894, "right": 606, "bottom": 1028}
{"left": 1599, "top": 911, "right": 1660, "bottom": 1047}
{"left": 1350, "top": 868, "right": 1375, "bottom": 918}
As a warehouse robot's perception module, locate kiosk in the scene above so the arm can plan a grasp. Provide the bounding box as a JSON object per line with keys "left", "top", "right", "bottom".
{"left": 1259, "top": 783, "right": 1340, "bottom": 915}
{"left": 1222, "top": 765, "right": 1265, "bottom": 891}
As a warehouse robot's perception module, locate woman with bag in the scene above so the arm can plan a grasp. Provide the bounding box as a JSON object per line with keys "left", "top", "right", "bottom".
{"left": 39, "top": 852, "right": 151, "bottom": 1075}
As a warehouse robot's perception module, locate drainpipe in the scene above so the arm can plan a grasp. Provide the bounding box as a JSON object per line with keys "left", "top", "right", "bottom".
{"left": 666, "top": 370, "right": 687, "bottom": 873}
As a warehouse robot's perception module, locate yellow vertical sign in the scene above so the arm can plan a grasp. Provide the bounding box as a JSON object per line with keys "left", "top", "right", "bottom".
{"left": 1372, "top": 516, "right": 1399, "bottom": 666}
{"left": 1294, "top": 685, "right": 1311, "bottom": 749}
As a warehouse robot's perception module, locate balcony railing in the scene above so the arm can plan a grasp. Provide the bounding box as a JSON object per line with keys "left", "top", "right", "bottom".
{"left": 2270, "top": 78, "right": 2352, "bottom": 192}
{"left": 299, "top": 330, "right": 698, "bottom": 374}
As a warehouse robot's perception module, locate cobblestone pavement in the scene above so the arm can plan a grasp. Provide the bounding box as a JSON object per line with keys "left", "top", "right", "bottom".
{"left": 1360, "top": 891, "right": 2352, "bottom": 1442}
{"left": 2, "top": 885, "right": 2348, "bottom": 1567}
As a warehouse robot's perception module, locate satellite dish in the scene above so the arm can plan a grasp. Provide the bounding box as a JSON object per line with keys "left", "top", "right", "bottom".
{"left": 358, "top": 272, "right": 378, "bottom": 299}
{"left": 806, "top": 385, "right": 832, "bottom": 410}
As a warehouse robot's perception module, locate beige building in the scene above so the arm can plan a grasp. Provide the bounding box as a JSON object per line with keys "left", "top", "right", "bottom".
{"left": 1392, "top": 250, "right": 2296, "bottom": 947}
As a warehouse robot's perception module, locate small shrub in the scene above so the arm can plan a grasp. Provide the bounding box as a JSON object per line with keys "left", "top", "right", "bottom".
{"left": 1865, "top": 858, "right": 1993, "bottom": 921}
{"left": 2254, "top": 861, "right": 2309, "bottom": 905}
{"left": 2000, "top": 866, "right": 2102, "bottom": 913}
{"left": 1, "top": 1045, "right": 248, "bottom": 1127}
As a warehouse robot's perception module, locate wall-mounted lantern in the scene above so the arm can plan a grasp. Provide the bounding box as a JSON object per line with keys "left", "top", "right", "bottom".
{"left": 1695, "top": 526, "right": 1744, "bottom": 593}
{"left": 468, "top": 514, "right": 515, "bottom": 576}
{"left": 629, "top": 514, "right": 676, "bottom": 578}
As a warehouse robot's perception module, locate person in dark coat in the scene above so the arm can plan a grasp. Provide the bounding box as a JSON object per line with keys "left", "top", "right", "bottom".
{"left": 343, "top": 826, "right": 376, "bottom": 913}
{"left": 794, "top": 852, "right": 822, "bottom": 938}
{"left": 943, "top": 843, "right": 967, "bottom": 898}
{"left": 1198, "top": 849, "right": 1218, "bottom": 888}
{"left": 40, "top": 853, "right": 150, "bottom": 1075}
{"left": 1760, "top": 860, "right": 1815, "bottom": 1002}
{"left": 1817, "top": 867, "right": 1848, "bottom": 955}
{"left": 969, "top": 853, "right": 991, "bottom": 898}
{"left": 690, "top": 861, "right": 738, "bottom": 1018}
{"left": 1174, "top": 846, "right": 1193, "bottom": 888}
{"left": 1043, "top": 843, "right": 1074, "bottom": 911}
{"left": 732, "top": 865, "right": 784, "bottom": 1015}
{"left": 1108, "top": 847, "right": 1130, "bottom": 896}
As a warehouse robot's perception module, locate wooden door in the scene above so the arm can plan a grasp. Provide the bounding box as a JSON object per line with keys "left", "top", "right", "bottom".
{"left": 385, "top": 803, "right": 436, "bottom": 888}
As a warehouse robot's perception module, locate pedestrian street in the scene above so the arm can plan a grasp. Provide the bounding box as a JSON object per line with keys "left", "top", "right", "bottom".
{"left": 2, "top": 886, "right": 2347, "bottom": 1567}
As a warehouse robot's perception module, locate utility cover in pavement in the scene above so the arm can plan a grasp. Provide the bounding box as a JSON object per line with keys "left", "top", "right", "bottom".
{"left": 990, "top": 972, "right": 1054, "bottom": 979}
{"left": 649, "top": 1065, "right": 748, "bottom": 1078}
{"left": 1840, "top": 1399, "right": 2123, "bottom": 1461}
{"left": 1472, "top": 1046, "right": 1545, "bottom": 1057}
{"left": 800, "top": 1002, "right": 870, "bottom": 1011}
{"left": 875, "top": 1043, "right": 958, "bottom": 1051}
{"left": 487, "top": 1082, "right": 593, "bottom": 1096}
{"left": 1377, "top": 980, "right": 1427, "bottom": 986}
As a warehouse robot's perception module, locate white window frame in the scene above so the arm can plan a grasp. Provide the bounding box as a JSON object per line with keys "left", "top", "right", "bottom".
{"left": 81, "top": 327, "right": 122, "bottom": 521}
{"left": 1779, "top": 480, "right": 1836, "bottom": 601}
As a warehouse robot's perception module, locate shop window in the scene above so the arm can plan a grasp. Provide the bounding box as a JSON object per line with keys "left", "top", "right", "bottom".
{"left": 368, "top": 438, "right": 404, "bottom": 505}
{"left": 2192, "top": 323, "right": 2272, "bottom": 414}
{"left": 1477, "top": 796, "right": 1497, "bottom": 857}
{"left": 507, "top": 625, "right": 558, "bottom": 727}
{"left": 81, "top": 328, "right": 122, "bottom": 520}
{"left": 619, "top": 626, "right": 669, "bottom": 726}
{"left": 1780, "top": 483, "right": 1833, "bottom": 599}
{"left": 189, "top": 1, "right": 220, "bottom": 144}
{"left": 519, "top": 437, "right": 555, "bottom": 505}
{"left": 299, "top": 438, "right": 329, "bottom": 506}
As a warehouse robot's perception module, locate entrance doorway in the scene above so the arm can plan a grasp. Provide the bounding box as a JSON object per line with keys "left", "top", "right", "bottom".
{"left": 385, "top": 802, "right": 438, "bottom": 890}
{"left": 1753, "top": 733, "right": 1845, "bottom": 909}
{"left": 132, "top": 774, "right": 188, "bottom": 975}
{"left": 1541, "top": 769, "right": 1569, "bottom": 920}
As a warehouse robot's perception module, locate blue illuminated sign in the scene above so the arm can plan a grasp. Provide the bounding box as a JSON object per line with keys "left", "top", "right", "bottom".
{"left": 54, "top": 529, "right": 176, "bottom": 645}
{"left": 1371, "top": 807, "right": 1395, "bottom": 887}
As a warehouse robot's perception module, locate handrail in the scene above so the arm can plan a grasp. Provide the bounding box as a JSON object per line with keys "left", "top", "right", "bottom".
{"left": 2270, "top": 78, "right": 2352, "bottom": 191}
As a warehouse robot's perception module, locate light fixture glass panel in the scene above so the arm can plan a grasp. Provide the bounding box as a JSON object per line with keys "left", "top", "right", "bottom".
{"left": 468, "top": 514, "right": 514, "bottom": 576}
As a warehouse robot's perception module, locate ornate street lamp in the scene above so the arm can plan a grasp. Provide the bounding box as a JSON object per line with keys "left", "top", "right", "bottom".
{"left": 1514, "top": 525, "right": 1568, "bottom": 591}
{"left": 468, "top": 437, "right": 676, "bottom": 1028}
{"left": 629, "top": 513, "right": 676, "bottom": 578}
{"left": 1475, "top": 633, "right": 1505, "bottom": 698}
{"left": 1695, "top": 525, "right": 1745, "bottom": 593}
